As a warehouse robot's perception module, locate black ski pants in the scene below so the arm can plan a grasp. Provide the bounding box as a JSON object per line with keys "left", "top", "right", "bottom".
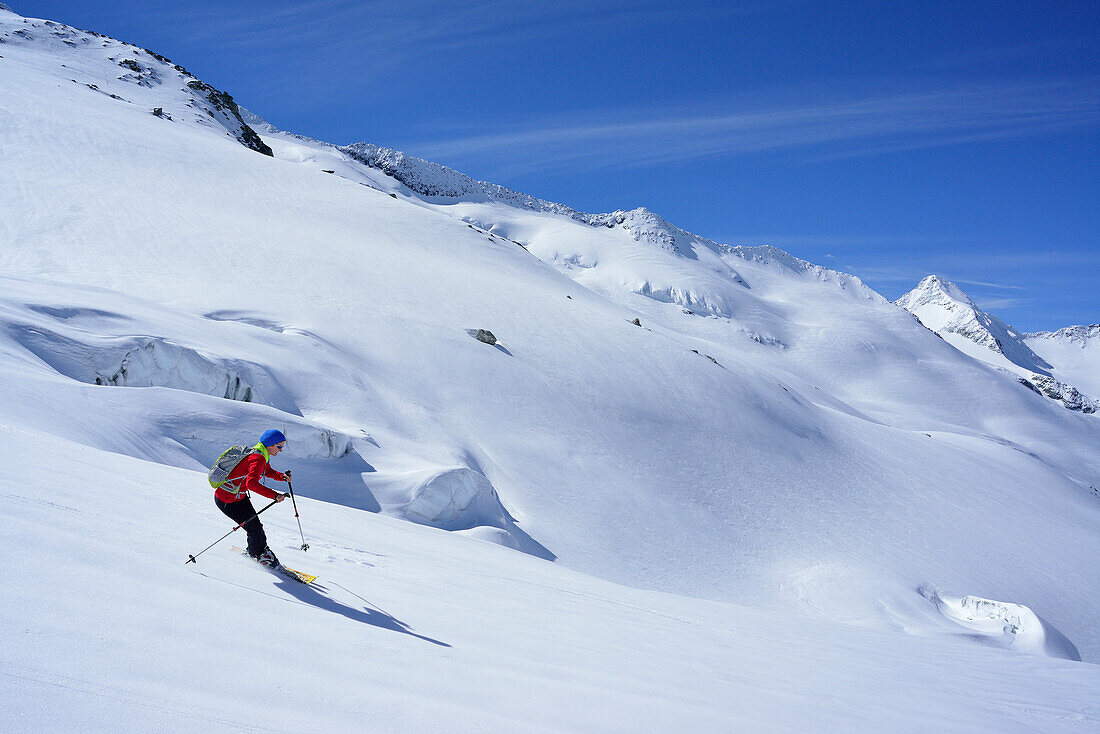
{"left": 215, "top": 496, "right": 268, "bottom": 558}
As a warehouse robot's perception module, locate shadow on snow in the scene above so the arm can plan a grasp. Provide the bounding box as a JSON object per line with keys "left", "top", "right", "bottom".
{"left": 274, "top": 576, "right": 451, "bottom": 648}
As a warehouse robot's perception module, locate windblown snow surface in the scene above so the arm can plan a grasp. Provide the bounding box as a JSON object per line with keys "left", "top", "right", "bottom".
{"left": 1, "top": 7, "right": 1099, "bottom": 732}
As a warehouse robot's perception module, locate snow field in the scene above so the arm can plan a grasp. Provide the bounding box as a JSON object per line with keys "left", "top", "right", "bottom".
{"left": 3, "top": 424, "right": 1099, "bottom": 733}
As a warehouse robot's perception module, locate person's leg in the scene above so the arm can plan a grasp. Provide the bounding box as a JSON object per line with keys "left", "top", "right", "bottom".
{"left": 215, "top": 497, "right": 269, "bottom": 558}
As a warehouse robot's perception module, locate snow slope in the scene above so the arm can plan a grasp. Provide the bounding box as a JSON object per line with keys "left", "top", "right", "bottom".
{"left": 5, "top": 425, "right": 1099, "bottom": 733}
{"left": 2, "top": 6, "right": 1100, "bottom": 730}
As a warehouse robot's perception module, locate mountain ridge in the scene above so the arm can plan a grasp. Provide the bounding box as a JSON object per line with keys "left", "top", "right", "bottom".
{"left": 0, "top": 6, "right": 271, "bottom": 156}
{"left": 242, "top": 108, "right": 877, "bottom": 303}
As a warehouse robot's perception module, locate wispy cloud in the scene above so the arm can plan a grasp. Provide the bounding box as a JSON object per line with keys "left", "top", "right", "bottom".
{"left": 975, "top": 296, "right": 1032, "bottom": 310}
{"left": 162, "top": 1, "right": 774, "bottom": 70}
{"left": 403, "top": 79, "right": 1100, "bottom": 175}
{"left": 953, "top": 279, "right": 1028, "bottom": 291}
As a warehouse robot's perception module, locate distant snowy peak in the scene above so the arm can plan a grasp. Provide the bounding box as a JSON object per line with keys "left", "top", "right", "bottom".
{"left": 896, "top": 274, "right": 973, "bottom": 311}
{"left": 339, "top": 145, "right": 707, "bottom": 247}
{"left": 897, "top": 275, "right": 1051, "bottom": 373}
{"left": 585, "top": 207, "right": 714, "bottom": 259}
{"left": 730, "top": 244, "right": 883, "bottom": 300}
{"left": 336, "top": 140, "right": 879, "bottom": 299}
{"left": 896, "top": 277, "right": 1100, "bottom": 411}
{"left": 0, "top": 8, "right": 271, "bottom": 156}
{"left": 1028, "top": 324, "right": 1100, "bottom": 344}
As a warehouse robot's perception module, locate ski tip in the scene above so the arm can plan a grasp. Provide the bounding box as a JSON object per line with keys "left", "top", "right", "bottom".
{"left": 282, "top": 567, "right": 318, "bottom": 584}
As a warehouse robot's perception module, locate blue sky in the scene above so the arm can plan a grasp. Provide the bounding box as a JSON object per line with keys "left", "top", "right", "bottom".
{"left": 17, "top": 1, "right": 1098, "bottom": 331}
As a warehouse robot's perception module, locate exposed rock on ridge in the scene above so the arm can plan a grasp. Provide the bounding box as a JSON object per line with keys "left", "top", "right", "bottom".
{"left": 1019, "top": 374, "right": 1098, "bottom": 413}
{"left": 0, "top": 8, "right": 271, "bottom": 156}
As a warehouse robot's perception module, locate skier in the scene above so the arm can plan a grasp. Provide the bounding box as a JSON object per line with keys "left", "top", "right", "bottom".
{"left": 214, "top": 429, "right": 292, "bottom": 568}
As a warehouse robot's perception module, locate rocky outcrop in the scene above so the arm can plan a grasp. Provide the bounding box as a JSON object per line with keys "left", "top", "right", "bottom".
{"left": 185, "top": 80, "right": 272, "bottom": 156}
{"left": 0, "top": 8, "right": 271, "bottom": 157}
{"left": 1019, "top": 374, "right": 1098, "bottom": 413}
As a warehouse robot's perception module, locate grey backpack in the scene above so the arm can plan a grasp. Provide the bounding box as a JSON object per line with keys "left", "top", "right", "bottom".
{"left": 208, "top": 445, "right": 259, "bottom": 489}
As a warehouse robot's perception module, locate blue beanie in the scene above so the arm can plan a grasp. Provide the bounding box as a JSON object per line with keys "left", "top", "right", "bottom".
{"left": 260, "top": 429, "right": 286, "bottom": 447}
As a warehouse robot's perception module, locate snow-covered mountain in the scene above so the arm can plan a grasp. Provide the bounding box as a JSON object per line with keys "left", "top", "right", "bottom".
{"left": 896, "top": 275, "right": 1050, "bottom": 371}
{"left": 897, "top": 275, "right": 1099, "bottom": 412}
{"left": 1025, "top": 324, "right": 1100, "bottom": 399}
{"left": 250, "top": 113, "right": 872, "bottom": 320}
{"left": 0, "top": 8, "right": 269, "bottom": 155}
{"left": 3, "top": 6, "right": 1100, "bottom": 731}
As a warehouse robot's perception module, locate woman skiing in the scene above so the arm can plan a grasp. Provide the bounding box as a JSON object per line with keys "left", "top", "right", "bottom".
{"left": 214, "top": 429, "right": 292, "bottom": 567}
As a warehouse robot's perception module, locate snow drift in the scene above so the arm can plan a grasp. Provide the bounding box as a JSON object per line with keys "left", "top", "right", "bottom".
{"left": 923, "top": 588, "right": 1081, "bottom": 661}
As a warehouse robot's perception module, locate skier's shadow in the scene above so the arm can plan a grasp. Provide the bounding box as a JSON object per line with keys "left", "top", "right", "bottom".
{"left": 274, "top": 576, "right": 451, "bottom": 647}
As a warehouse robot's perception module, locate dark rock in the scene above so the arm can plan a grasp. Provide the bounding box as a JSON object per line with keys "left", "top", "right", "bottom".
{"left": 475, "top": 329, "right": 497, "bottom": 345}
{"left": 185, "top": 79, "right": 273, "bottom": 157}
{"left": 1020, "top": 374, "right": 1098, "bottom": 412}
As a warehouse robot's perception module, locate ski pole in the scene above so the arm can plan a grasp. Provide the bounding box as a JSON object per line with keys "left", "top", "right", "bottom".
{"left": 185, "top": 499, "right": 280, "bottom": 564}
{"left": 287, "top": 478, "right": 309, "bottom": 551}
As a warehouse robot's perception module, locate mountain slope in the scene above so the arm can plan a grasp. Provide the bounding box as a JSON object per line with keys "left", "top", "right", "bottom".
{"left": 7, "top": 424, "right": 1098, "bottom": 733}
{"left": 2, "top": 7, "right": 1100, "bottom": 730}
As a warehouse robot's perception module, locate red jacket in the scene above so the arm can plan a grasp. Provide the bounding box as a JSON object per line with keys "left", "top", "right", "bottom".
{"left": 215, "top": 446, "right": 286, "bottom": 504}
